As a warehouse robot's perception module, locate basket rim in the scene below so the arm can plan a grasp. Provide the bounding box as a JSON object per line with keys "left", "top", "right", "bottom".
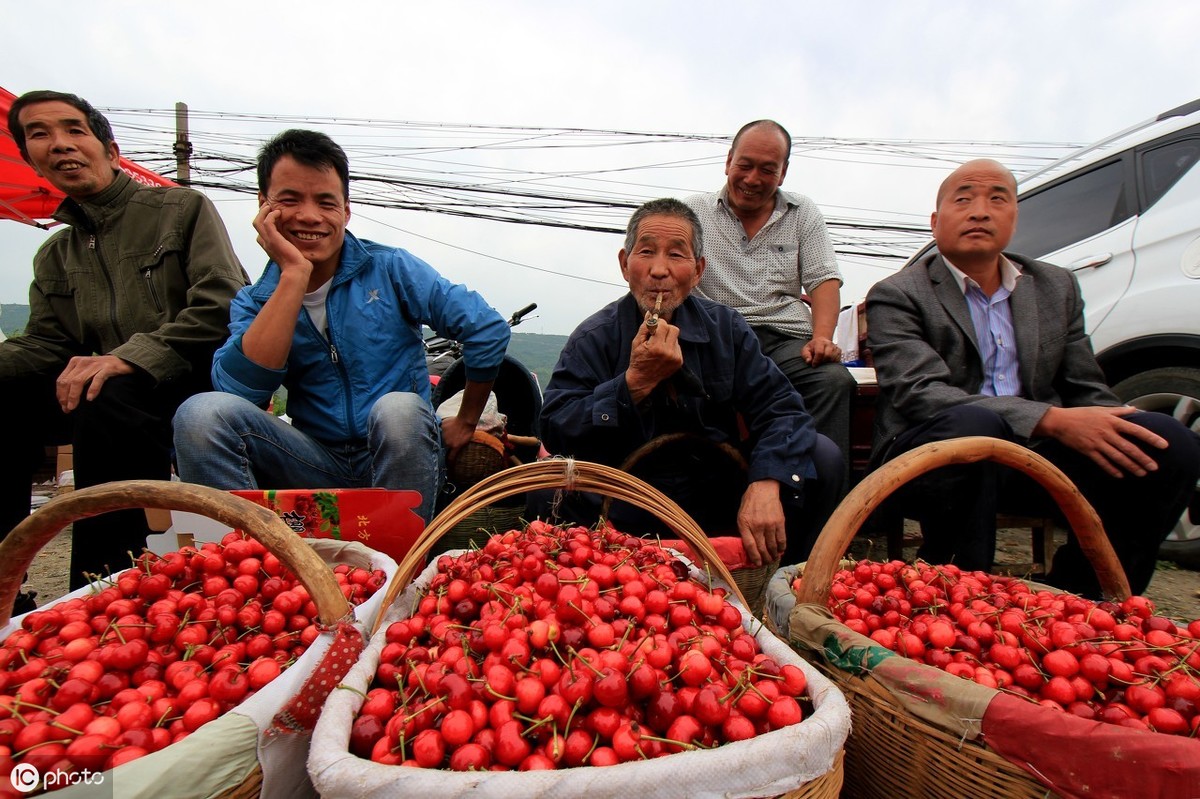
{"left": 796, "top": 436, "right": 1130, "bottom": 605}
{"left": 372, "top": 458, "right": 748, "bottom": 634}
{"left": 0, "top": 479, "right": 352, "bottom": 627}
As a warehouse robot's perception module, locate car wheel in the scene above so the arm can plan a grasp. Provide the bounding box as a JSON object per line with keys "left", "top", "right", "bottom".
{"left": 1111, "top": 367, "right": 1200, "bottom": 568}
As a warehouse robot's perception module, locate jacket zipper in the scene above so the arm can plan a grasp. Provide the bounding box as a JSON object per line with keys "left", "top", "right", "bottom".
{"left": 143, "top": 244, "right": 165, "bottom": 313}
{"left": 327, "top": 331, "right": 339, "bottom": 364}
{"left": 143, "top": 269, "right": 163, "bottom": 313}
{"left": 325, "top": 322, "right": 355, "bottom": 438}
{"left": 90, "top": 234, "right": 123, "bottom": 343}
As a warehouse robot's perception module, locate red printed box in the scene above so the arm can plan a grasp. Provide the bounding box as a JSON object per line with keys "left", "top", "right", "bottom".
{"left": 231, "top": 488, "right": 425, "bottom": 562}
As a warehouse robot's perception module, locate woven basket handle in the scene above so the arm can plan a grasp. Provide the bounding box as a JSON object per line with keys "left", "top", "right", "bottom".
{"left": 0, "top": 480, "right": 352, "bottom": 628}
{"left": 795, "top": 436, "right": 1131, "bottom": 606}
{"left": 372, "top": 459, "right": 746, "bottom": 635}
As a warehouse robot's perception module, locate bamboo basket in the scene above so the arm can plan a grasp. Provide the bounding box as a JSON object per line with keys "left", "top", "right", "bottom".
{"left": 377, "top": 458, "right": 753, "bottom": 623}
{"left": 787, "top": 436, "right": 1133, "bottom": 799}
{"left": 0, "top": 480, "right": 357, "bottom": 799}
{"left": 343, "top": 459, "right": 847, "bottom": 799}
{"left": 431, "top": 430, "right": 526, "bottom": 555}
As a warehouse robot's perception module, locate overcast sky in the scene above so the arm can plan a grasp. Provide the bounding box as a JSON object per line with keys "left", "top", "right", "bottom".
{"left": 2, "top": 1, "right": 1197, "bottom": 335}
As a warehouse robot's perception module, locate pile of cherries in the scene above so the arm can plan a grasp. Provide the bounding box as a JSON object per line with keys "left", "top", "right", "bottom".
{"left": 797, "top": 560, "right": 1200, "bottom": 736}
{"left": 0, "top": 531, "right": 385, "bottom": 793}
{"left": 352, "top": 521, "right": 810, "bottom": 771}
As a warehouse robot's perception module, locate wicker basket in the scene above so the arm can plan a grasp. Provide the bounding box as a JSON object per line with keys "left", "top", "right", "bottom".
{"left": 431, "top": 430, "right": 529, "bottom": 556}
{"left": 787, "top": 436, "right": 1138, "bottom": 799}
{"left": 428, "top": 501, "right": 526, "bottom": 556}
{"left": 342, "top": 459, "right": 847, "bottom": 799}
{"left": 0, "top": 480, "right": 358, "bottom": 799}
{"left": 446, "top": 430, "right": 511, "bottom": 489}
{"left": 377, "top": 458, "right": 755, "bottom": 624}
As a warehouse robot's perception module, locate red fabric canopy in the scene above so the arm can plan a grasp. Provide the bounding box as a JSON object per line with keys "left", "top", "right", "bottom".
{"left": 1, "top": 86, "right": 175, "bottom": 228}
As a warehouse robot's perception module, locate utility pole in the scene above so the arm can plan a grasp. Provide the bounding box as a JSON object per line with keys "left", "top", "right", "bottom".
{"left": 173, "top": 102, "right": 192, "bottom": 185}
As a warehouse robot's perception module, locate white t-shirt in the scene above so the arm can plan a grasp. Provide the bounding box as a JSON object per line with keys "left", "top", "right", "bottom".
{"left": 303, "top": 278, "right": 333, "bottom": 338}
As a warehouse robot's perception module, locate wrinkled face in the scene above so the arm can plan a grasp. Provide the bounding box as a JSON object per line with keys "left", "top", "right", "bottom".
{"left": 618, "top": 214, "right": 705, "bottom": 320}
{"left": 724, "top": 126, "right": 789, "bottom": 220}
{"left": 931, "top": 161, "right": 1018, "bottom": 264}
{"left": 18, "top": 101, "right": 120, "bottom": 199}
{"left": 259, "top": 155, "right": 350, "bottom": 275}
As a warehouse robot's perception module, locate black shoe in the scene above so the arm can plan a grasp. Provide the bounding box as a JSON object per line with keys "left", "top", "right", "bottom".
{"left": 13, "top": 590, "right": 37, "bottom": 616}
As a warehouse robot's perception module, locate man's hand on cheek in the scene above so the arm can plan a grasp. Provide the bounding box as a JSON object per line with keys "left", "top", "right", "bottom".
{"left": 254, "top": 202, "right": 312, "bottom": 278}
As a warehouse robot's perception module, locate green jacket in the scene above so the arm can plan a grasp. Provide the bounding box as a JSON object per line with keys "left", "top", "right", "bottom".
{"left": 0, "top": 171, "right": 249, "bottom": 384}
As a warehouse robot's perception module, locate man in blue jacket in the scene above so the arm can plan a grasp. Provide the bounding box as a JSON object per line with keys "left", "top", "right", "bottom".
{"left": 174, "top": 130, "right": 509, "bottom": 523}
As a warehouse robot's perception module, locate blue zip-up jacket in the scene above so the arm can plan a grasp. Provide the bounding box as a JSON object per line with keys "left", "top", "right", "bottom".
{"left": 212, "top": 231, "right": 509, "bottom": 444}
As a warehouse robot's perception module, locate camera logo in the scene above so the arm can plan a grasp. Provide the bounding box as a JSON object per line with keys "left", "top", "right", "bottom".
{"left": 10, "top": 763, "right": 39, "bottom": 793}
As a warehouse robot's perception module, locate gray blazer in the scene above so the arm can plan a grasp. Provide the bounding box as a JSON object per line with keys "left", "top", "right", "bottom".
{"left": 865, "top": 251, "right": 1118, "bottom": 457}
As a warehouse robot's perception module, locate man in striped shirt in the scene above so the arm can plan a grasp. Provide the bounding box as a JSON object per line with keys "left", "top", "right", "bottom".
{"left": 865, "top": 160, "right": 1199, "bottom": 596}
{"left": 685, "top": 121, "right": 854, "bottom": 476}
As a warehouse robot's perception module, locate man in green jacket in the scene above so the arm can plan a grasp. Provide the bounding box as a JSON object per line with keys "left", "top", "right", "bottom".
{"left": 1, "top": 90, "right": 249, "bottom": 598}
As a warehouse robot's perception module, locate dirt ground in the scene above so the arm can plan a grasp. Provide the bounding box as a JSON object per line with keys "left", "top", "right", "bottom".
{"left": 13, "top": 491, "right": 1200, "bottom": 623}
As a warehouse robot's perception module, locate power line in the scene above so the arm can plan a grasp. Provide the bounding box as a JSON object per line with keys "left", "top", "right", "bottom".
{"left": 352, "top": 211, "right": 628, "bottom": 289}
{"left": 99, "top": 106, "right": 1081, "bottom": 284}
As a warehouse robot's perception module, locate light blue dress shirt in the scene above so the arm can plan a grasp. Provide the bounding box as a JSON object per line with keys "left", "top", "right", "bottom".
{"left": 944, "top": 257, "right": 1022, "bottom": 397}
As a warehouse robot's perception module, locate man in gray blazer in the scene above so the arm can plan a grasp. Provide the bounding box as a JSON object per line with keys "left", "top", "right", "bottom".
{"left": 866, "top": 159, "right": 1199, "bottom": 597}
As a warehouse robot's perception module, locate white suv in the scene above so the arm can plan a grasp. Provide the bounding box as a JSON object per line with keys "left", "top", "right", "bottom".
{"left": 908, "top": 98, "right": 1200, "bottom": 566}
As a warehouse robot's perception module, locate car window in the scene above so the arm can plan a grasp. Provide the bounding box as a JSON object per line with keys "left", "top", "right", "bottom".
{"left": 1009, "top": 160, "right": 1131, "bottom": 258}
{"left": 1141, "top": 137, "right": 1200, "bottom": 210}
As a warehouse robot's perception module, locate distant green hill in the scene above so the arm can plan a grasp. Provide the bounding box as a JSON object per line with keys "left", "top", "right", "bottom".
{"left": 1, "top": 304, "right": 568, "bottom": 385}
{"left": 1, "top": 304, "right": 30, "bottom": 337}
{"left": 506, "top": 331, "right": 567, "bottom": 389}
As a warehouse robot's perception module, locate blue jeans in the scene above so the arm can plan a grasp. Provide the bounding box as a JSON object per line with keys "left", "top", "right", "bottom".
{"left": 173, "top": 391, "right": 443, "bottom": 523}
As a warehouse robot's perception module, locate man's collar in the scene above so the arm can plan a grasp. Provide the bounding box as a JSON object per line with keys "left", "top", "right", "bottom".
{"left": 52, "top": 170, "right": 132, "bottom": 229}
{"left": 943, "top": 254, "right": 1022, "bottom": 295}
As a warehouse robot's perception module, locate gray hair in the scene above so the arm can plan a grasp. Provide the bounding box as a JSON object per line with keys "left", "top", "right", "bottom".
{"left": 624, "top": 198, "right": 704, "bottom": 258}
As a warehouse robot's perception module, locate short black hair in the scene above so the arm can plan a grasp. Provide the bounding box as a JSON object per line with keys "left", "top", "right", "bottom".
{"left": 257, "top": 129, "right": 350, "bottom": 199}
{"left": 730, "top": 119, "right": 791, "bottom": 164}
{"left": 7, "top": 90, "right": 115, "bottom": 160}
{"left": 624, "top": 197, "right": 703, "bottom": 258}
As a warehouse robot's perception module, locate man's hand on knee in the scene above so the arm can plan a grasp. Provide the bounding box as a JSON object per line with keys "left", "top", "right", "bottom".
{"left": 802, "top": 335, "right": 841, "bottom": 367}
{"left": 1034, "top": 405, "right": 1168, "bottom": 478}
{"left": 56, "top": 355, "right": 135, "bottom": 413}
{"left": 737, "top": 479, "right": 786, "bottom": 567}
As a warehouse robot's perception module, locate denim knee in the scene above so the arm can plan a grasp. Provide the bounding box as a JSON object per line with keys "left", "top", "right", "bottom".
{"left": 368, "top": 392, "right": 442, "bottom": 520}
{"left": 173, "top": 392, "right": 260, "bottom": 447}
{"left": 368, "top": 392, "right": 438, "bottom": 442}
